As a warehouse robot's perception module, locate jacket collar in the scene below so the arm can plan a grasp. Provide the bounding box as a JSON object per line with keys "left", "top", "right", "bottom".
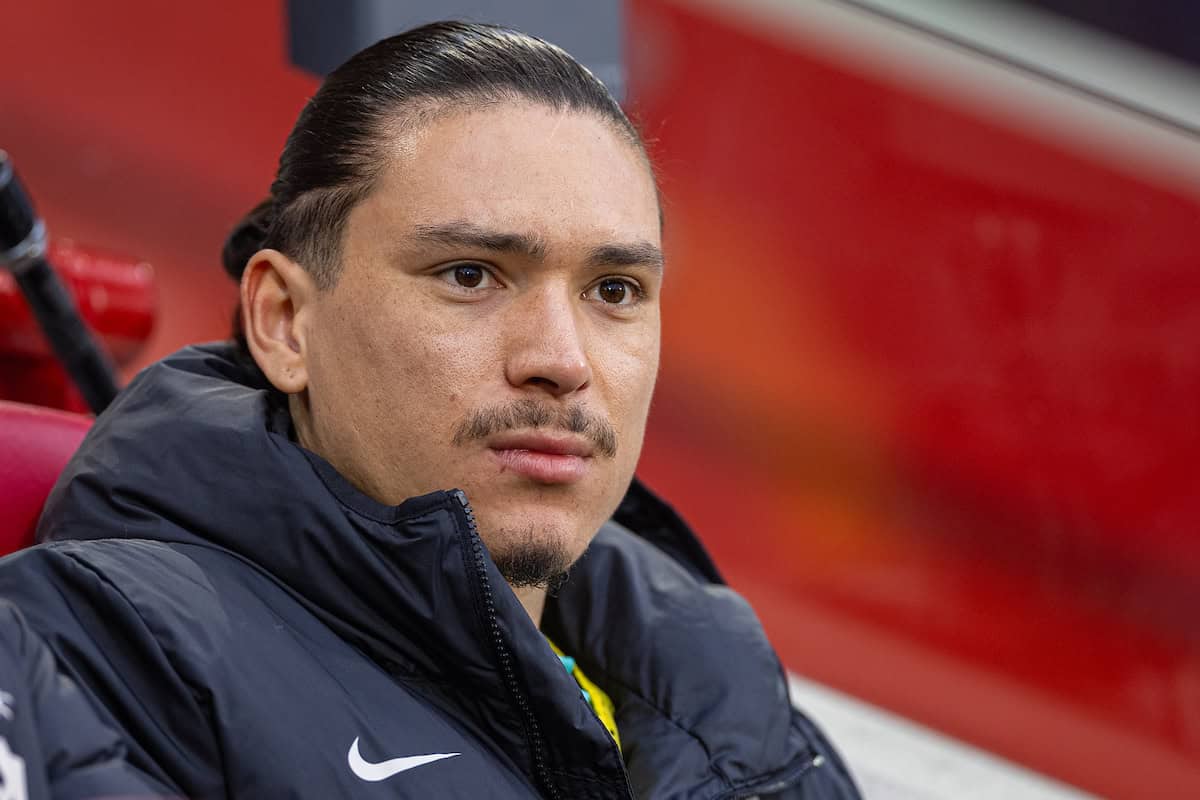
{"left": 40, "top": 343, "right": 812, "bottom": 799}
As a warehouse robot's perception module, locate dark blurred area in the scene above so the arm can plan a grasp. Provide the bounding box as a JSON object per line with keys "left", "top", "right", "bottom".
{"left": 1015, "top": 0, "right": 1200, "bottom": 68}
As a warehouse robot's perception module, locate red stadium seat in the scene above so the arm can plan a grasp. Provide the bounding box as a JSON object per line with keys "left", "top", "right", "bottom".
{"left": 0, "top": 401, "right": 90, "bottom": 555}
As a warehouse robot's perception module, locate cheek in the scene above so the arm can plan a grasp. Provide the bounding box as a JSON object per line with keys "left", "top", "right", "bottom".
{"left": 404, "top": 314, "right": 503, "bottom": 407}
{"left": 329, "top": 280, "right": 467, "bottom": 381}
{"left": 310, "top": 290, "right": 445, "bottom": 428}
{"left": 366, "top": 300, "right": 514, "bottom": 455}
{"left": 594, "top": 325, "right": 661, "bottom": 442}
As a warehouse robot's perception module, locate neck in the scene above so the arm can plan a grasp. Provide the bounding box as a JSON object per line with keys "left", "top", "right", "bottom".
{"left": 513, "top": 585, "right": 547, "bottom": 627}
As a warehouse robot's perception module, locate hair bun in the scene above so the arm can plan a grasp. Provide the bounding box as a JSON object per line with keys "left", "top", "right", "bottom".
{"left": 221, "top": 197, "right": 275, "bottom": 281}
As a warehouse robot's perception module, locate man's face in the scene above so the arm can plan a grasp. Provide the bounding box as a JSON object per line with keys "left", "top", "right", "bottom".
{"left": 294, "top": 103, "right": 662, "bottom": 583}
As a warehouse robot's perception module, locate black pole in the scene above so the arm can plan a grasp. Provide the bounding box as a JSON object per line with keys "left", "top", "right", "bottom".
{"left": 0, "top": 151, "right": 119, "bottom": 414}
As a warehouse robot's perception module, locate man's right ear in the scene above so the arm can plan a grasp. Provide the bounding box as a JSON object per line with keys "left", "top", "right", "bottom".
{"left": 240, "top": 249, "right": 317, "bottom": 395}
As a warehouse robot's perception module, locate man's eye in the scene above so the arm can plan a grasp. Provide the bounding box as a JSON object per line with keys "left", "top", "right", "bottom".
{"left": 587, "top": 278, "right": 641, "bottom": 306}
{"left": 438, "top": 263, "right": 496, "bottom": 290}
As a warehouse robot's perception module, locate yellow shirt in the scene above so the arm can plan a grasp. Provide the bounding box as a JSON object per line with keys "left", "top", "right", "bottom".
{"left": 546, "top": 639, "right": 621, "bottom": 751}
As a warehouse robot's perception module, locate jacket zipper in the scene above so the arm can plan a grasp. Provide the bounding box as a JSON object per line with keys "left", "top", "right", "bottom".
{"left": 722, "top": 754, "right": 826, "bottom": 800}
{"left": 455, "top": 490, "right": 562, "bottom": 800}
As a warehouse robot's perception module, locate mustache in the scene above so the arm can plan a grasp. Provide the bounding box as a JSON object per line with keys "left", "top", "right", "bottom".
{"left": 452, "top": 399, "right": 618, "bottom": 459}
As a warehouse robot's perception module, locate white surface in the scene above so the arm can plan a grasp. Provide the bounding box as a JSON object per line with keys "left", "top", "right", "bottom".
{"left": 788, "top": 673, "right": 1099, "bottom": 800}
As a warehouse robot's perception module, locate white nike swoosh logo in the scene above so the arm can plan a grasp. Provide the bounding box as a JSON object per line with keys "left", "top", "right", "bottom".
{"left": 347, "top": 737, "right": 460, "bottom": 782}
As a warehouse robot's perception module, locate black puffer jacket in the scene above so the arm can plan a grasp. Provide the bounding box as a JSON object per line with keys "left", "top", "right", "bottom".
{"left": 0, "top": 601, "right": 170, "bottom": 799}
{"left": 0, "top": 344, "right": 860, "bottom": 799}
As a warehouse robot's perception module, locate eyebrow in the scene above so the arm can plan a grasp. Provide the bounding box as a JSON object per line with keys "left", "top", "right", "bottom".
{"left": 412, "top": 222, "right": 547, "bottom": 261}
{"left": 410, "top": 222, "right": 663, "bottom": 271}
{"left": 586, "top": 241, "right": 664, "bottom": 271}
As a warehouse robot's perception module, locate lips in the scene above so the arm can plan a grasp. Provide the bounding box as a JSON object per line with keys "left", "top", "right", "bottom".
{"left": 487, "top": 432, "right": 593, "bottom": 484}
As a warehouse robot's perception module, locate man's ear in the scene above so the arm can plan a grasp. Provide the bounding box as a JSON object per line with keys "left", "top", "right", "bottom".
{"left": 241, "top": 249, "right": 317, "bottom": 394}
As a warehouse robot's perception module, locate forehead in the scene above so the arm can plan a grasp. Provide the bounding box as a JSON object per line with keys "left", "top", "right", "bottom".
{"left": 355, "top": 104, "right": 661, "bottom": 249}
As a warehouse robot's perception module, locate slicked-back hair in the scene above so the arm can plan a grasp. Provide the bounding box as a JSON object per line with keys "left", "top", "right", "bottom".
{"left": 221, "top": 21, "right": 646, "bottom": 294}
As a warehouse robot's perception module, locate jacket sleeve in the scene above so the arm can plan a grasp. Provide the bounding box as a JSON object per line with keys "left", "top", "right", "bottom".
{"left": 0, "top": 600, "right": 175, "bottom": 800}
{"left": 0, "top": 545, "right": 222, "bottom": 799}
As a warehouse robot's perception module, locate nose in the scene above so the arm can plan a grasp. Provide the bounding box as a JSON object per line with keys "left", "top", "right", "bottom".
{"left": 504, "top": 285, "right": 592, "bottom": 397}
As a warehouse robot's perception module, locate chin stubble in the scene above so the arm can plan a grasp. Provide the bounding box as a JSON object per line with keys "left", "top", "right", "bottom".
{"left": 489, "top": 526, "right": 576, "bottom": 595}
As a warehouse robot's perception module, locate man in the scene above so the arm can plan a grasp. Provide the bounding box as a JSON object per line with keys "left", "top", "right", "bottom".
{"left": 0, "top": 21, "right": 859, "bottom": 799}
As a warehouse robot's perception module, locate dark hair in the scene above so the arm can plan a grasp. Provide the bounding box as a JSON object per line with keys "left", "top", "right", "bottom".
{"left": 221, "top": 20, "right": 646, "bottom": 296}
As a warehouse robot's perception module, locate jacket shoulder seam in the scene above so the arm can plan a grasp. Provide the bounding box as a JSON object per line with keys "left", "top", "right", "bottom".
{"left": 48, "top": 545, "right": 208, "bottom": 698}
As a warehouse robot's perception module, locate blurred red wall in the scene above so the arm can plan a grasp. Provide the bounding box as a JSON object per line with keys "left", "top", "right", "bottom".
{"left": 628, "top": 1, "right": 1200, "bottom": 797}
{"left": 1, "top": 2, "right": 314, "bottom": 374}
